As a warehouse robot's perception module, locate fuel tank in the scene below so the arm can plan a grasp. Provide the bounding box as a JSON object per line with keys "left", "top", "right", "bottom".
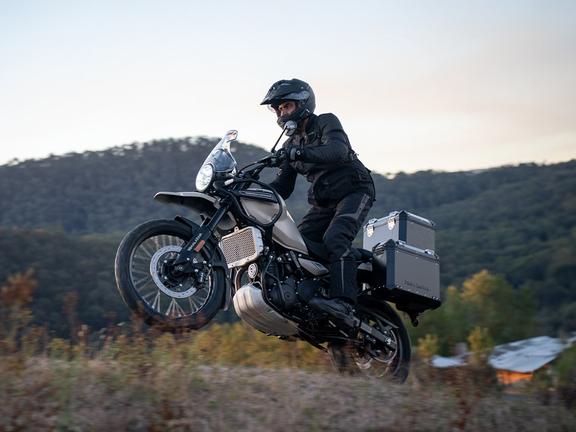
{"left": 238, "top": 189, "right": 308, "bottom": 255}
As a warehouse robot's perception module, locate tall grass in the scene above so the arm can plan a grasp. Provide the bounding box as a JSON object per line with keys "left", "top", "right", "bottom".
{"left": 1, "top": 272, "right": 575, "bottom": 431}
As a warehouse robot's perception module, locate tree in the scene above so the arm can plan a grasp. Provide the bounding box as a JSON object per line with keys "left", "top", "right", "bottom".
{"left": 410, "top": 270, "right": 537, "bottom": 355}
{"left": 417, "top": 334, "right": 439, "bottom": 359}
{"left": 0, "top": 270, "right": 38, "bottom": 352}
{"left": 467, "top": 326, "right": 494, "bottom": 366}
{"left": 461, "top": 270, "right": 536, "bottom": 343}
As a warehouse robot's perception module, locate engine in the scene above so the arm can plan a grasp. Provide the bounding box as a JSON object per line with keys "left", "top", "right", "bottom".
{"left": 232, "top": 251, "right": 328, "bottom": 336}
{"left": 261, "top": 255, "right": 325, "bottom": 311}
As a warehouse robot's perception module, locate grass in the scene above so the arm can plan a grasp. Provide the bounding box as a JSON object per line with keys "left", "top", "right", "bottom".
{"left": 1, "top": 327, "right": 575, "bottom": 432}
{"left": 1, "top": 272, "right": 575, "bottom": 431}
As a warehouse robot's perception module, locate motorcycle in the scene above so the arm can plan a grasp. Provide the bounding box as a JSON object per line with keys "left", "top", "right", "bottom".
{"left": 114, "top": 127, "right": 440, "bottom": 381}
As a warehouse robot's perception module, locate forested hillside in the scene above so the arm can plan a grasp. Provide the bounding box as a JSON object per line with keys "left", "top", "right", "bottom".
{"left": 0, "top": 137, "right": 269, "bottom": 233}
{"left": 1, "top": 137, "right": 575, "bottom": 334}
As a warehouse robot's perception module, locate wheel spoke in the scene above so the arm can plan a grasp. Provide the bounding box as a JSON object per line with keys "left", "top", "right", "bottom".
{"left": 134, "top": 277, "right": 155, "bottom": 292}
{"left": 188, "top": 294, "right": 199, "bottom": 313}
{"left": 153, "top": 235, "right": 162, "bottom": 250}
{"left": 137, "top": 241, "right": 153, "bottom": 259}
{"left": 151, "top": 291, "right": 161, "bottom": 311}
{"left": 132, "top": 254, "right": 151, "bottom": 264}
{"left": 167, "top": 298, "right": 186, "bottom": 317}
{"left": 131, "top": 267, "right": 151, "bottom": 278}
{"left": 142, "top": 289, "right": 158, "bottom": 302}
{"left": 139, "top": 281, "right": 159, "bottom": 299}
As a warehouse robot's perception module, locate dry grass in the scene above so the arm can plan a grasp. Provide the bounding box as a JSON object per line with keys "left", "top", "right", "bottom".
{"left": 1, "top": 334, "right": 575, "bottom": 432}
{"left": 0, "top": 272, "right": 574, "bottom": 431}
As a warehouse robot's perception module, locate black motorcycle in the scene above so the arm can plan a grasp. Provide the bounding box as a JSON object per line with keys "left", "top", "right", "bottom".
{"left": 115, "top": 128, "right": 441, "bottom": 381}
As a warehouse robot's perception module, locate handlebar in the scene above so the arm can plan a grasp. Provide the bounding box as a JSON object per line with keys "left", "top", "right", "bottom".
{"left": 237, "top": 153, "right": 277, "bottom": 178}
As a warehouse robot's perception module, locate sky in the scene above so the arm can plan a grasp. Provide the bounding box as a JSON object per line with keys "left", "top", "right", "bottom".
{"left": 1, "top": 0, "right": 575, "bottom": 173}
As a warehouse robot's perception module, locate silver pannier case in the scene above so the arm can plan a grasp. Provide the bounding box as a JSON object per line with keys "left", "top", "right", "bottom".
{"left": 363, "top": 210, "right": 436, "bottom": 252}
{"left": 371, "top": 240, "right": 441, "bottom": 314}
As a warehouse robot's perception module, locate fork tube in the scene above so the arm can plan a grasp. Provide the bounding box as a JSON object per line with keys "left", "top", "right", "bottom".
{"left": 173, "top": 202, "right": 230, "bottom": 265}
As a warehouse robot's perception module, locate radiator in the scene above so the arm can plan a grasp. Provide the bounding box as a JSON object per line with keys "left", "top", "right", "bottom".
{"left": 219, "top": 227, "right": 264, "bottom": 268}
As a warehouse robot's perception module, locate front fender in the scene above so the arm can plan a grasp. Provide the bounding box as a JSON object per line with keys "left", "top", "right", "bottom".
{"left": 154, "top": 191, "right": 237, "bottom": 231}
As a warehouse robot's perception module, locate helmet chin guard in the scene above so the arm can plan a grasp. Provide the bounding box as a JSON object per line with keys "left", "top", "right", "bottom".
{"left": 276, "top": 101, "right": 312, "bottom": 129}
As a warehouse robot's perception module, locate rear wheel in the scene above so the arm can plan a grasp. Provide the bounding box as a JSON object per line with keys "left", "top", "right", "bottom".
{"left": 114, "top": 219, "right": 226, "bottom": 330}
{"left": 328, "top": 299, "right": 411, "bottom": 382}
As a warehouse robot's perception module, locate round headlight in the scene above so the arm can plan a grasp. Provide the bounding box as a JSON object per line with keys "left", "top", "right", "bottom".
{"left": 195, "top": 164, "right": 214, "bottom": 192}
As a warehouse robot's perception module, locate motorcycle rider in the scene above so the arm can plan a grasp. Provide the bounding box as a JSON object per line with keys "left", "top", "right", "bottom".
{"left": 261, "top": 78, "right": 375, "bottom": 324}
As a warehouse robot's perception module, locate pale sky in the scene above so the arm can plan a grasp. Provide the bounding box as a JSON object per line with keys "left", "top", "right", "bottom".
{"left": 1, "top": 0, "right": 575, "bottom": 173}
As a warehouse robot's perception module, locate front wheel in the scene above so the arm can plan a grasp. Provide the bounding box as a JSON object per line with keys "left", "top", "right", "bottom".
{"left": 114, "top": 219, "right": 226, "bottom": 330}
{"left": 328, "top": 299, "right": 411, "bottom": 382}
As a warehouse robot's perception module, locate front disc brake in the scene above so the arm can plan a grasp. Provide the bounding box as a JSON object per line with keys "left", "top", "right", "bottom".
{"left": 149, "top": 245, "right": 198, "bottom": 299}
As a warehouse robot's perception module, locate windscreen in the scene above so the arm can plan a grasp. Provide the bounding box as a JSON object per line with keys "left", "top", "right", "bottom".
{"left": 201, "top": 130, "right": 238, "bottom": 173}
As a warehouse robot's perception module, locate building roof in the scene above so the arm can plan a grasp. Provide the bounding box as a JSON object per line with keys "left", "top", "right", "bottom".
{"left": 488, "top": 336, "right": 569, "bottom": 373}
{"left": 429, "top": 334, "right": 575, "bottom": 372}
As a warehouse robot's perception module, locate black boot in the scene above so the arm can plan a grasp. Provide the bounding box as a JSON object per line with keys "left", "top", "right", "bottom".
{"left": 308, "top": 297, "right": 357, "bottom": 328}
{"left": 329, "top": 251, "right": 360, "bottom": 301}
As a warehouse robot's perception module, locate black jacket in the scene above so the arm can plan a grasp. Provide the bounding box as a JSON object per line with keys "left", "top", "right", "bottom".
{"left": 270, "top": 113, "right": 374, "bottom": 206}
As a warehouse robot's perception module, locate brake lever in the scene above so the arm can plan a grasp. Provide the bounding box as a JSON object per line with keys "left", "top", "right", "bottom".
{"left": 257, "top": 155, "right": 274, "bottom": 164}
{"left": 238, "top": 160, "right": 267, "bottom": 178}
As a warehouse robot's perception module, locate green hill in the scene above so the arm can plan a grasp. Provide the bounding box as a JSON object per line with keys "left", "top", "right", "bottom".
{"left": 1, "top": 137, "right": 575, "bottom": 334}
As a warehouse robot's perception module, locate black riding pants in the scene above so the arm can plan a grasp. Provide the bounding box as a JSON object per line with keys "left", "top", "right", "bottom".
{"left": 298, "top": 191, "right": 373, "bottom": 303}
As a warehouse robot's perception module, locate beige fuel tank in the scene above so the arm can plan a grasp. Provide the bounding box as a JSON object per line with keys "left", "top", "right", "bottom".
{"left": 239, "top": 189, "right": 308, "bottom": 255}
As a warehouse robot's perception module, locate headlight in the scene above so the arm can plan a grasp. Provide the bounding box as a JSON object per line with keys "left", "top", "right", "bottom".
{"left": 195, "top": 164, "right": 214, "bottom": 192}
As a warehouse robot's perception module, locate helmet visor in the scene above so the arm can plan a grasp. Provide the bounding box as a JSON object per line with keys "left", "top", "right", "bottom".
{"left": 267, "top": 100, "right": 302, "bottom": 117}
{"left": 267, "top": 104, "right": 280, "bottom": 116}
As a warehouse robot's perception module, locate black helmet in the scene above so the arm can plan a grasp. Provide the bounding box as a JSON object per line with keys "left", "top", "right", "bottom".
{"left": 260, "top": 78, "right": 316, "bottom": 128}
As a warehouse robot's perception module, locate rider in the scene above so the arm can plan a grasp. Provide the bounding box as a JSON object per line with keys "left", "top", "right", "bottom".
{"left": 261, "top": 78, "right": 375, "bottom": 323}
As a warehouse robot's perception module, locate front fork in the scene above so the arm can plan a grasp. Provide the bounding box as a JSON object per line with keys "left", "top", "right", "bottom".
{"left": 171, "top": 200, "right": 231, "bottom": 270}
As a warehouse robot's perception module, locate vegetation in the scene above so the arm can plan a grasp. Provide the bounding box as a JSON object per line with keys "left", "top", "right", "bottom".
{"left": 0, "top": 229, "right": 126, "bottom": 336}
{"left": 412, "top": 270, "right": 537, "bottom": 355}
{"left": 1, "top": 273, "right": 575, "bottom": 431}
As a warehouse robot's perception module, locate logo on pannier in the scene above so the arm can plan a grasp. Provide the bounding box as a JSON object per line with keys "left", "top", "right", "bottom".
{"left": 404, "top": 279, "right": 431, "bottom": 293}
